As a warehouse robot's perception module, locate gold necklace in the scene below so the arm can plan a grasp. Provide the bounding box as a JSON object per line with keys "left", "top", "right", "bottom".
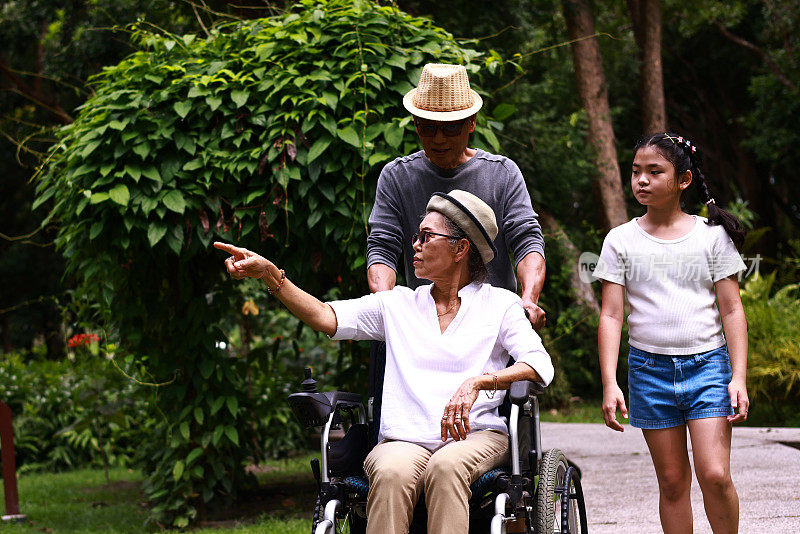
{"left": 437, "top": 300, "right": 459, "bottom": 317}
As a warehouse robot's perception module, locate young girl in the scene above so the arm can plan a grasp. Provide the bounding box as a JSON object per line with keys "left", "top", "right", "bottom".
{"left": 594, "top": 133, "right": 749, "bottom": 533}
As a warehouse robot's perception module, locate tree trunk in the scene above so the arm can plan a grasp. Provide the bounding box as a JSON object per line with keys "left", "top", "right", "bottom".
{"left": 562, "top": 0, "right": 628, "bottom": 230}
{"left": 628, "top": 0, "right": 667, "bottom": 134}
{"left": 538, "top": 210, "right": 600, "bottom": 314}
{"left": 1, "top": 315, "right": 10, "bottom": 353}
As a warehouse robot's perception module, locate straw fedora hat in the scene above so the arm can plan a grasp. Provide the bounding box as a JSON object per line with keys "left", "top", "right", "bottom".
{"left": 426, "top": 190, "right": 498, "bottom": 264}
{"left": 403, "top": 64, "right": 483, "bottom": 121}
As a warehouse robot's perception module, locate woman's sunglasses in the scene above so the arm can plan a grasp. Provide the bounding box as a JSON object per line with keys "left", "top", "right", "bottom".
{"left": 412, "top": 230, "right": 460, "bottom": 245}
{"left": 414, "top": 119, "right": 467, "bottom": 138}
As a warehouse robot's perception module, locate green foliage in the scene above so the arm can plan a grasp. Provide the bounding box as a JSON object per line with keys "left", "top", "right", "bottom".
{"left": 35, "top": 0, "right": 498, "bottom": 526}
{"left": 0, "top": 350, "right": 145, "bottom": 474}
{"left": 740, "top": 272, "right": 800, "bottom": 424}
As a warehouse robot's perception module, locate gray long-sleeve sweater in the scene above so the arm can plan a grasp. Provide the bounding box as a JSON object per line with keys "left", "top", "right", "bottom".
{"left": 367, "top": 149, "right": 545, "bottom": 291}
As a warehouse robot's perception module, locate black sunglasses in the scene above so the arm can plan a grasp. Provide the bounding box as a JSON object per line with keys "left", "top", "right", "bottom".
{"left": 414, "top": 119, "right": 467, "bottom": 138}
{"left": 412, "top": 230, "right": 460, "bottom": 245}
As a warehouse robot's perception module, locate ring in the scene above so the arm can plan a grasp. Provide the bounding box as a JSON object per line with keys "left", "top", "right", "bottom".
{"left": 441, "top": 417, "right": 448, "bottom": 420}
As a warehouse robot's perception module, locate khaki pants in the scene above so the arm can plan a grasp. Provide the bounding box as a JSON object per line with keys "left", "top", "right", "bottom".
{"left": 363, "top": 430, "right": 509, "bottom": 534}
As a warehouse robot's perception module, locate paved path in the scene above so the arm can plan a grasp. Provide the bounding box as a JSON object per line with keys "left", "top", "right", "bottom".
{"left": 540, "top": 423, "right": 800, "bottom": 533}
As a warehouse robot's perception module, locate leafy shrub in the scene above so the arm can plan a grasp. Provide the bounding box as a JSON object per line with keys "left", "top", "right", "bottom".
{"left": 36, "top": 0, "right": 500, "bottom": 526}
{"left": 740, "top": 272, "right": 800, "bottom": 425}
{"left": 0, "top": 350, "right": 146, "bottom": 476}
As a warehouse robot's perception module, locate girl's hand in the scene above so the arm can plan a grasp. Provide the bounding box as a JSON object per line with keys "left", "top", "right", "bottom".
{"left": 441, "top": 378, "right": 480, "bottom": 442}
{"left": 602, "top": 384, "right": 628, "bottom": 432}
{"left": 214, "top": 242, "right": 272, "bottom": 280}
{"left": 727, "top": 379, "right": 749, "bottom": 423}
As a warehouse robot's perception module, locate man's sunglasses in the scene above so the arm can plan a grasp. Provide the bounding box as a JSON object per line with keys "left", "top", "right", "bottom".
{"left": 414, "top": 119, "right": 467, "bottom": 138}
{"left": 412, "top": 230, "right": 461, "bottom": 245}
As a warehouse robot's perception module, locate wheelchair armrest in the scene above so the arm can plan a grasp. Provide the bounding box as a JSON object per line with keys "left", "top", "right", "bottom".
{"left": 288, "top": 390, "right": 363, "bottom": 428}
{"left": 509, "top": 380, "right": 545, "bottom": 405}
{"left": 328, "top": 391, "right": 363, "bottom": 410}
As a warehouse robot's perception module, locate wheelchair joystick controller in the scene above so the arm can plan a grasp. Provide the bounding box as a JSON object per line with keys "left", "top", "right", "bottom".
{"left": 301, "top": 367, "right": 318, "bottom": 393}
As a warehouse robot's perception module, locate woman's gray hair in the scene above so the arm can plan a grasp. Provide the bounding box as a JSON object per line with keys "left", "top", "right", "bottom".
{"left": 429, "top": 210, "right": 488, "bottom": 283}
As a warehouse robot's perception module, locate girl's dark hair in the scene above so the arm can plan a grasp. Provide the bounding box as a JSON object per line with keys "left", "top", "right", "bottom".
{"left": 438, "top": 213, "right": 488, "bottom": 283}
{"left": 634, "top": 132, "right": 746, "bottom": 249}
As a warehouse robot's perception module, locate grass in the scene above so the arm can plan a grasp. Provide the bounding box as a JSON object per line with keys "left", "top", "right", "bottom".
{"left": 540, "top": 399, "right": 615, "bottom": 425}
{"left": 2, "top": 453, "right": 320, "bottom": 534}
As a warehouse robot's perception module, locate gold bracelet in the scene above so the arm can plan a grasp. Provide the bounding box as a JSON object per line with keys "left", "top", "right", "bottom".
{"left": 483, "top": 372, "right": 498, "bottom": 399}
{"left": 267, "top": 269, "right": 286, "bottom": 295}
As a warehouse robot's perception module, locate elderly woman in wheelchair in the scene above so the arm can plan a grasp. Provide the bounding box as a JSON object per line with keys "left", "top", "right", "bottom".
{"left": 216, "top": 190, "right": 582, "bottom": 534}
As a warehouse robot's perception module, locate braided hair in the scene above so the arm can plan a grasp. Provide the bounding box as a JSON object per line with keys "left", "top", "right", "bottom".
{"left": 634, "top": 132, "right": 745, "bottom": 249}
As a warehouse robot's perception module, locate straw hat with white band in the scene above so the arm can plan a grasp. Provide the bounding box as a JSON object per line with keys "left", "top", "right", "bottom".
{"left": 426, "top": 190, "right": 498, "bottom": 264}
{"left": 403, "top": 64, "right": 483, "bottom": 122}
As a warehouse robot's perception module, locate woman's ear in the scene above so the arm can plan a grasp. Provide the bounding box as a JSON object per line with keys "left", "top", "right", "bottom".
{"left": 678, "top": 169, "right": 693, "bottom": 191}
{"left": 454, "top": 239, "right": 470, "bottom": 262}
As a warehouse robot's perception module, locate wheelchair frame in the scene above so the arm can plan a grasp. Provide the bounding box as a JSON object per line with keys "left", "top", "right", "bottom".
{"left": 288, "top": 368, "right": 587, "bottom": 534}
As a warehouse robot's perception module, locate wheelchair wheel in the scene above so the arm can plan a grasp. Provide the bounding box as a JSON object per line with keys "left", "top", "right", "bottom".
{"left": 534, "top": 449, "right": 587, "bottom": 534}
{"left": 312, "top": 495, "right": 367, "bottom": 534}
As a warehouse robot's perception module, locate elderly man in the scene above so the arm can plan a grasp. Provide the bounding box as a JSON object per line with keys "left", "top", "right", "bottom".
{"left": 367, "top": 63, "right": 547, "bottom": 327}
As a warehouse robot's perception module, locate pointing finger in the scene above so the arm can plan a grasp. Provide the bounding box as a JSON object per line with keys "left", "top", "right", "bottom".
{"left": 214, "top": 242, "right": 247, "bottom": 257}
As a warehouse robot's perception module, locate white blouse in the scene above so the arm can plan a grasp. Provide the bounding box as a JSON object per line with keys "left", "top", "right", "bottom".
{"left": 329, "top": 281, "right": 554, "bottom": 451}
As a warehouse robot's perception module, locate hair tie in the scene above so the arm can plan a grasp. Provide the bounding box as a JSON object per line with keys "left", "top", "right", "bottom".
{"left": 705, "top": 198, "right": 716, "bottom": 206}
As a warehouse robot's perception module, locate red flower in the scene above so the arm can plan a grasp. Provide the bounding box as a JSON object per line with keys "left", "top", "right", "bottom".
{"left": 67, "top": 333, "right": 100, "bottom": 347}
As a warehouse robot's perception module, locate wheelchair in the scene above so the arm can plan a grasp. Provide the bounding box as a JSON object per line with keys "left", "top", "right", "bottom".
{"left": 288, "top": 344, "right": 587, "bottom": 534}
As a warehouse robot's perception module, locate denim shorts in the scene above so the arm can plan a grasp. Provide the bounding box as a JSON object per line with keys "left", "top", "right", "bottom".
{"left": 627, "top": 345, "right": 734, "bottom": 429}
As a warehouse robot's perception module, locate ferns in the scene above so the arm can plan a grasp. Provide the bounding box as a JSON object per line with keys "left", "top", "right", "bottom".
{"left": 740, "top": 273, "right": 800, "bottom": 419}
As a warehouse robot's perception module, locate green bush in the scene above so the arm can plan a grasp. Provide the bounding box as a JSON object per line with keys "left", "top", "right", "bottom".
{"left": 740, "top": 272, "right": 800, "bottom": 425}
{"left": 0, "top": 350, "right": 146, "bottom": 476}
{"left": 220, "top": 279, "right": 350, "bottom": 460}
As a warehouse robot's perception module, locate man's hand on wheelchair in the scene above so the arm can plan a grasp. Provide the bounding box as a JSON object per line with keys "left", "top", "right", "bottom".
{"left": 602, "top": 384, "right": 628, "bottom": 432}
{"left": 521, "top": 299, "right": 546, "bottom": 330}
{"left": 441, "top": 378, "right": 480, "bottom": 442}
